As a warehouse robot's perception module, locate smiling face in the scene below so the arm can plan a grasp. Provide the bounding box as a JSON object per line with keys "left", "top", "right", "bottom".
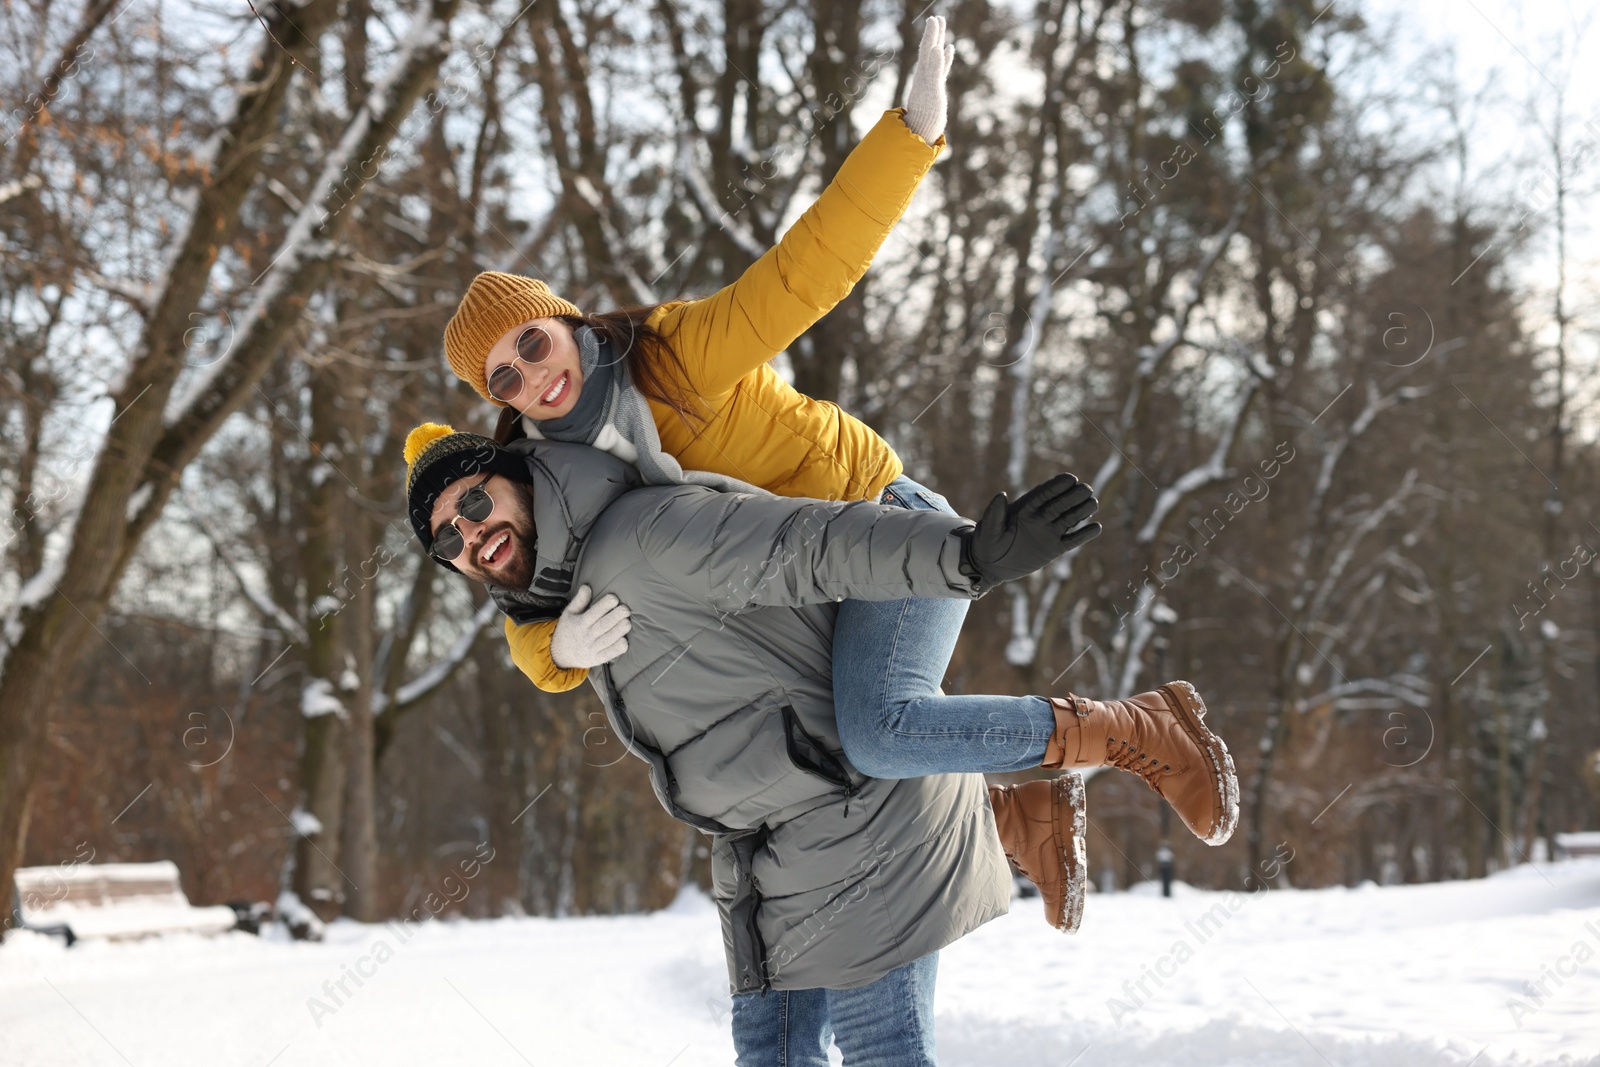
{"left": 483, "top": 317, "right": 585, "bottom": 420}
{"left": 428, "top": 473, "right": 537, "bottom": 588}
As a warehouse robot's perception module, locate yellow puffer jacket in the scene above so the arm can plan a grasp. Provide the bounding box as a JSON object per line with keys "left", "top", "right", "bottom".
{"left": 508, "top": 107, "right": 943, "bottom": 691}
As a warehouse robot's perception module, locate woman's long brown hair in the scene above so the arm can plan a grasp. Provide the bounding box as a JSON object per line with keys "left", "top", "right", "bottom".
{"left": 492, "top": 304, "right": 708, "bottom": 446}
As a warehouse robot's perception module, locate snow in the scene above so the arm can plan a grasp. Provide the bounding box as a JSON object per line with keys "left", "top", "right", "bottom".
{"left": 1005, "top": 589, "right": 1037, "bottom": 666}
{"left": 0, "top": 557, "right": 67, "bottom": 678}
{"left": 300, "top": 678, "right": 345, "bottom": 720}
{"left": 17, "top": 860, "right": 184, "bottom": 892}
{"left": 12, "top": 557, "right": 66, "bottom": 614}
{"left": 289, "top": 808, "right": 324, "bottom": 837}
{"left": 0, "top": 173, "right": 43, "bottom": 204}
{"left": 22, "top": 904, "right": 236, "bottom": 943}
{"left": 123, "top": 483, "right": 152, "bottom": 523}
{"left": 2, "top": 860, "right": 1598, "bottom": 1065}
{"left": 1004, "top": 634, "right": 1037, "bottom": 665}
{"left": 274, "top": 889, "right": 326, "bottom": 943}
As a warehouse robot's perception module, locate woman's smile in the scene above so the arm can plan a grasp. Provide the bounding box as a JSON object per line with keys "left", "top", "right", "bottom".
{"left": 535, "top": 371, "right": 572, "bottom": 409}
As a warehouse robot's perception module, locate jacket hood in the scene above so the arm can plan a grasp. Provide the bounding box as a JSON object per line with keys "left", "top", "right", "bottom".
{"left": 493, "top": 439, "right": 643, "bottom": 621}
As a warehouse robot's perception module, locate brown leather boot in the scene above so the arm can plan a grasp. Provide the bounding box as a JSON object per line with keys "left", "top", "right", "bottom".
{"left": 1042, "top": 680, "right": 1239, "bottom": 846}
{"left": 988, "top": 774, "right": 1086, "bottom": 933}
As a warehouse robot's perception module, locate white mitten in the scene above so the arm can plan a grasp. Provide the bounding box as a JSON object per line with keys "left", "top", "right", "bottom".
{"left": 902, "top": 16, "right": 957, "bottom": 146}
{"left": 549, "top": 585, "right": 631, "bottom": 670}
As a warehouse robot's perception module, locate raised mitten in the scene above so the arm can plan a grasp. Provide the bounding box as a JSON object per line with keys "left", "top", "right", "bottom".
{"left": 902, "top": 16, "right": 957, "bottom": 145}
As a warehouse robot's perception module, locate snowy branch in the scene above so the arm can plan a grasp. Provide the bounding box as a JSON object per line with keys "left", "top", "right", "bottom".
{"left": 1066, "top": 597, "right": 1110, "bottom": 694}
{"left": 1005, "top": 227, "right": 1058, "bottom": 490}
{"left": 184, "top": 493, "right": 309, "bottom": 647}
{"left": 0, "top": 558, "right": 66, "bottom": 678}
{"left": 570, "top": 175, "right": 657, "bottom": 305}
{"left": 80, "top": 270, "right": 157, "bottom": 318}
{"left": 1305, "top": 468, "right": 1419, "bottom": 628}
{"left": 492, "top": 211, "right": 561, "bottom": 274}
{"left": 1298, "top": 675, "right": 1430, "bottom": 714}
{"left": 1135, "top": 377, "right": 1259, "bottom": 545}
{"left": 1115, "top": 581, "right": 1162, "bottom": 694}
{"left": 678, "top": 132, "right": 767, "bottom": 260}
{"left": 156, "top": 0, "right": 458, "bottom": 439}
{"left": 1001, "top": 220, "right": 1063, "bottom": 666}
{"left": 0, "top": 174, "right": 42, "bottom": 205}
{"left": 374, "top": 599, "right": 497, "bottom": 715}
{"left": 1131, "top": 199, "right": 1247, "bottom": 380}
{"left": 1089, "top": 198, "right": 1247, "bottom": 496}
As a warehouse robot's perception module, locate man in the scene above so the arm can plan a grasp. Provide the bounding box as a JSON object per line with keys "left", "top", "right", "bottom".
{"left": 402, "top": 422, "right": 1236, "bottom": 1064}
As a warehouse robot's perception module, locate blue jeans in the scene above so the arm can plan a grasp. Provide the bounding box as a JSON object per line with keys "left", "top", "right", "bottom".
{"left": 730, "top": 952, "right": 939, "bottom": 1067}
{"left": 831, "top": 476, "right": 1054, "bottom": 777}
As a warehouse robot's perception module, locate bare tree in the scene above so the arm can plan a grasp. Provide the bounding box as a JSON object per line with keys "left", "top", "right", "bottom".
{"left": 0, "top": 0, "right": 467, "bottom": 918}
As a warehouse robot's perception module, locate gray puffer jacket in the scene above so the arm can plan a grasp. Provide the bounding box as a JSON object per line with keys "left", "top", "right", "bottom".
{"left": 501, "top": 439, "right": 1012, "bottom": 992}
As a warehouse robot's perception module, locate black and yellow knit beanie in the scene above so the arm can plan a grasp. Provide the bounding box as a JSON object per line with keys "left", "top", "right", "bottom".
{"left": 403, "top": 422, "right": 529, "bottom": 566}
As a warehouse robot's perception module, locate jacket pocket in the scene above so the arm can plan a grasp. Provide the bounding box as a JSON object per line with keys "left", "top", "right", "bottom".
{"left": 668, "top": 699, "right": 844, "bottom": 829}
{"left": 781, "top": 706, "right": 851, "bottom": 788}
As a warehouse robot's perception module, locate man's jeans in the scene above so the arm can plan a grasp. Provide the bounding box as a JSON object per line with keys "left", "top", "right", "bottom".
{"left": 730, "top": 952, "right": 939, "bottom": 1066}
{"left": 831, "top": 475, "right": 1054, "bottom": 777}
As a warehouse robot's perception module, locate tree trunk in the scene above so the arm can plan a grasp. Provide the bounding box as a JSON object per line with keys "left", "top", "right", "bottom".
{"left": 474, "top": 637, "right": 526, "bottom": 917}
{"left": 339, "top": 523, "right": 381, "bottom": 922}
{"left": 0, "top": 0, "right": 464, "bottom": 927}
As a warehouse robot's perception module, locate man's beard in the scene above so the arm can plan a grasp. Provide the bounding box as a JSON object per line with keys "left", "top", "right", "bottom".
{"left": 469, "top": 481, "right": 538, "bottom": 590}
{"left": 473, "top": 521, "right": 537, "bottom": 590}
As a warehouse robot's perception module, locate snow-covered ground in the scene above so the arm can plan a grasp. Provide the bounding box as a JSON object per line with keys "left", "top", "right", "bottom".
{"left": 3, "top": 859, "right": 1599, "bottom": 1067}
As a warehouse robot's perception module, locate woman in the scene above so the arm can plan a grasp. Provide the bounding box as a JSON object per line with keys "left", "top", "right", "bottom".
{"left": 442, "top": 18, "right": 1239, "bottom": 933}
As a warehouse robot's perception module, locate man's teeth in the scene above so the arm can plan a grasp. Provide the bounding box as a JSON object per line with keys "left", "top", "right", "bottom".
{"left": 481, "top": 532, "right": 509, "bottom": 564}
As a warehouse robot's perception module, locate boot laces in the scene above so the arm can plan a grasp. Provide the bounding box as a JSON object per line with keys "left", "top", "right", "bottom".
{"left": 1001, "top": 839, "right": 1046, "bottom": 884}
{"left": 1104, "top": 736, "right": 1172, "bottom": 791}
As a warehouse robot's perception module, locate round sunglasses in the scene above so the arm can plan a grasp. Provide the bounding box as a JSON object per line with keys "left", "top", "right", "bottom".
{"left": 486, "top": 325, "right": 554, "bottom": 404}
{"left": 430, "top": 475, "right": 495, "bottom": 564}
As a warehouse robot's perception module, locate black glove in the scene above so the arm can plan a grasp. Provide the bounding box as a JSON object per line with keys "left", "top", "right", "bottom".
{"left": 960, "top": 473, "right": 1101, "bottom": 590}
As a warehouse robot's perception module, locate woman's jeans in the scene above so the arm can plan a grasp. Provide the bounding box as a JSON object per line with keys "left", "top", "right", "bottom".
{"left": 731, "top": 952, "right": 939, "bottom": 1067}
{"left": 831, "top": 475, "right": 1054, "bottom": 777}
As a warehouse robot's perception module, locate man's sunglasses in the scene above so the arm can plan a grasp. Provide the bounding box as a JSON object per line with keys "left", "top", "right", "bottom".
{"left": 431, "top": 475, "right": 495, "bottom": 564}
{"left": 486, "top": 325, "right": 554, "bottom": 404}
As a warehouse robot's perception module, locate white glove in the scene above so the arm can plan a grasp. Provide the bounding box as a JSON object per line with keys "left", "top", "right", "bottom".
{"left": 549, "top": 585, "right": 631, "bottom": 670}
{"left": 902, "top": 16, "right": 956, "bottom": 146}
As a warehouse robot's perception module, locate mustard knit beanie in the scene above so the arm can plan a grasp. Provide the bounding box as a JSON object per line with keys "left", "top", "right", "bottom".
{"left": 444, "top": 272, "right": 583, "bottom": 404}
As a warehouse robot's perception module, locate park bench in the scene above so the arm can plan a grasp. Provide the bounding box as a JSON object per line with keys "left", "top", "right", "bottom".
{"left": 11, "top": 860, "right": 238, "bottom": 946}
{"left": 1552, "top": 832, "right": 1600, "bottom": 861}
